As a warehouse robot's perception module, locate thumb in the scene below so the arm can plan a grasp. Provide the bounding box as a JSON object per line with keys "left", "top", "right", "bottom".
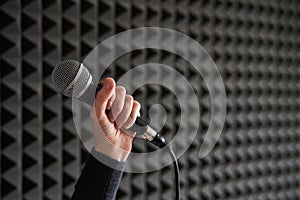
{"left": 94, "top": 77, "right": 115, "bottom": 118}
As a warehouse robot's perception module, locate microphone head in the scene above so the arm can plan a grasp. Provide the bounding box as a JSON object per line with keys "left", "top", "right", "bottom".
{"left": 52, "top": 59, "right": 92, "bottom": 98}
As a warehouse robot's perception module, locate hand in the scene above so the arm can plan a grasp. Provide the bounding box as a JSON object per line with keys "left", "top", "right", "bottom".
{"left": 90, "top": 78, "right": 141, "bottom": 161}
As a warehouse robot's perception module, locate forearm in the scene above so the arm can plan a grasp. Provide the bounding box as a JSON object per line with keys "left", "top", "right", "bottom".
{"left": 71, "top": 148, "right": 126, "bottom": 200}
{"left": 71, "top": 78, "right": 137, "bottom": 199}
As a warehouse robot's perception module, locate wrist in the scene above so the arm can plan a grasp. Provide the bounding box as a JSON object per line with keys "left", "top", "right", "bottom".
{"left": 94, "top": 143, "right": 131, "bottom": 162}
{"left": 90, "top": 147, "right": 126, "bottom": 171}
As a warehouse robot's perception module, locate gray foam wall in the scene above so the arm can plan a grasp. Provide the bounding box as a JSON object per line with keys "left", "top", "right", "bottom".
{"left": 1, "top": 0, "right": 300, "bottom": 199}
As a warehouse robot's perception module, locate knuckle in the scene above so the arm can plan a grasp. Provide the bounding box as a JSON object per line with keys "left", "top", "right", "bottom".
{"left": 116, "top": 86, "right": 126, "bottom": 95}
{"left": 103, "top": 77, "right": 110, "bottom": 82}
{"left": 126, "top": 95, "right": 133, "bottom": 103}
{"left": 105, "top": 77, "right": 113, "bottom": 81}
{"left": 105, "top": 77, "right": 115, "bottom": 84}
{"left": 134, "top": 100, "right": 141, "bottom": 109}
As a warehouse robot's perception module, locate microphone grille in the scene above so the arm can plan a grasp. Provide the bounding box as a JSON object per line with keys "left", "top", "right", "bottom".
{"left": 51, "top": 60, "right": 81, "bottom": 96}
{"left": 72, "top": 66, "right": 91, "bottom": 98}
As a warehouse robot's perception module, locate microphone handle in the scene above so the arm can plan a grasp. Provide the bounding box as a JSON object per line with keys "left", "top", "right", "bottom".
{"left": 82, "top": 82, "right": 167, "bottom": 147}
{"left": 94, "top": 83, "right": 148, "bottom": 132}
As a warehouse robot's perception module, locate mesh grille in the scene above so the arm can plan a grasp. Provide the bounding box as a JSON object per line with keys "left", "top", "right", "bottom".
{"left": 73, "top": 66, "right": 91, "bottom": 97}
{"left": 51, "top": 60, "right": 81, "bottom": 95}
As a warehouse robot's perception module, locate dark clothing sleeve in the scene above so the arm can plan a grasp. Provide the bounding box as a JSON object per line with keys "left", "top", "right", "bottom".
{"left": 71, "top": 148, "right": 126, "bottom": 200}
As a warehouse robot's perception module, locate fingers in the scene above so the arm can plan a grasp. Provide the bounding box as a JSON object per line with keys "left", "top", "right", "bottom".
{"left": 107, "top": 86, "right": 141, "bottom": 130}
{"left": 115, "top": 95, "right": 133, "bottom": 128}
{"left": 94, "top": 78, "right": 115, "bottom": 120}
{"left": 106, "top": 88, "right": 116, "bottom": 110}
{"left": 108, "top": 86, "right": 126, "bottom": 122}
{"left": 123, "top": 100, "right": 141, "bottom": 129}
{"left": 94, "top": 78, "right": 141, "bottom": 130}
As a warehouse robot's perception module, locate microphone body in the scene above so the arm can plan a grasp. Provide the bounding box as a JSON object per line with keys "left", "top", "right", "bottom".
{"left": 82, "top": 76, "right": 167, "bottom": 147}
{"left": 52, "top": 60, "right": 167, "bottom": 148}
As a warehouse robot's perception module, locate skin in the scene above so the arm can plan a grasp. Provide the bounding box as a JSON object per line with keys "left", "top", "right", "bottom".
{"left": 90, "top": 78, "right": 141, "bottom": 161}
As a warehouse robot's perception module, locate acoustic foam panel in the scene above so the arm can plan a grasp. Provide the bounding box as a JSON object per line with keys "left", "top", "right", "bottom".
{"left": 1, "top": 0, "right": 300, "bottom": 199}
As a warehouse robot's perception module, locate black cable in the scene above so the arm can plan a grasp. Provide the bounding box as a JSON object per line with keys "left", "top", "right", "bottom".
{"left": 150, "top": 133, "right": 180, "bottom": 199}
{"left": 168, "top": 145, "right": 180, "bottom": 200}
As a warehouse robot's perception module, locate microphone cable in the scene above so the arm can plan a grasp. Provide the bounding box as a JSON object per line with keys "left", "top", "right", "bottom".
{"left": 167, "top": 144, "right": 180, "bottom": 200}
{"left": 149, "top": 133, "right": 180, "bottom": 200}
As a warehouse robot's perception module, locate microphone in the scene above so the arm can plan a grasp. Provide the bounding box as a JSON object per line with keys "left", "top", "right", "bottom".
{"left": 51, "top": 59, "right": 167, "bottom": 148}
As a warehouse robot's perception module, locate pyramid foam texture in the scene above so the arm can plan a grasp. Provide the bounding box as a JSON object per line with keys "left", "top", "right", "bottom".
{"left": 1, "top": 0, "right": 300, "bottom": 199}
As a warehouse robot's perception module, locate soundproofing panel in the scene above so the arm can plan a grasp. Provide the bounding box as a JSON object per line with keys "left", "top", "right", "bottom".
{"left": 1, "top": 0, "right": 300, "bottom": 199}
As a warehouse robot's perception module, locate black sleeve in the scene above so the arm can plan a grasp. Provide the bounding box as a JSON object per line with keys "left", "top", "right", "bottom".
{"left": 71, "top": 148, "right": 126, "bottom": 200}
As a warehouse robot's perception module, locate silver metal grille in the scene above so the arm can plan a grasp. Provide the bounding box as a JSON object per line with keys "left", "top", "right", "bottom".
{"left": 51, "top": 60, "right": 81, "bottom": 96}
{"left": 72, "top": 65, "right": 91, "bottom": 98}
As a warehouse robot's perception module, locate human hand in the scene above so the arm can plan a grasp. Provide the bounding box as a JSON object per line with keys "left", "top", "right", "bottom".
{"left": 90, "top": 78, "right": 141, "bottom": 161}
